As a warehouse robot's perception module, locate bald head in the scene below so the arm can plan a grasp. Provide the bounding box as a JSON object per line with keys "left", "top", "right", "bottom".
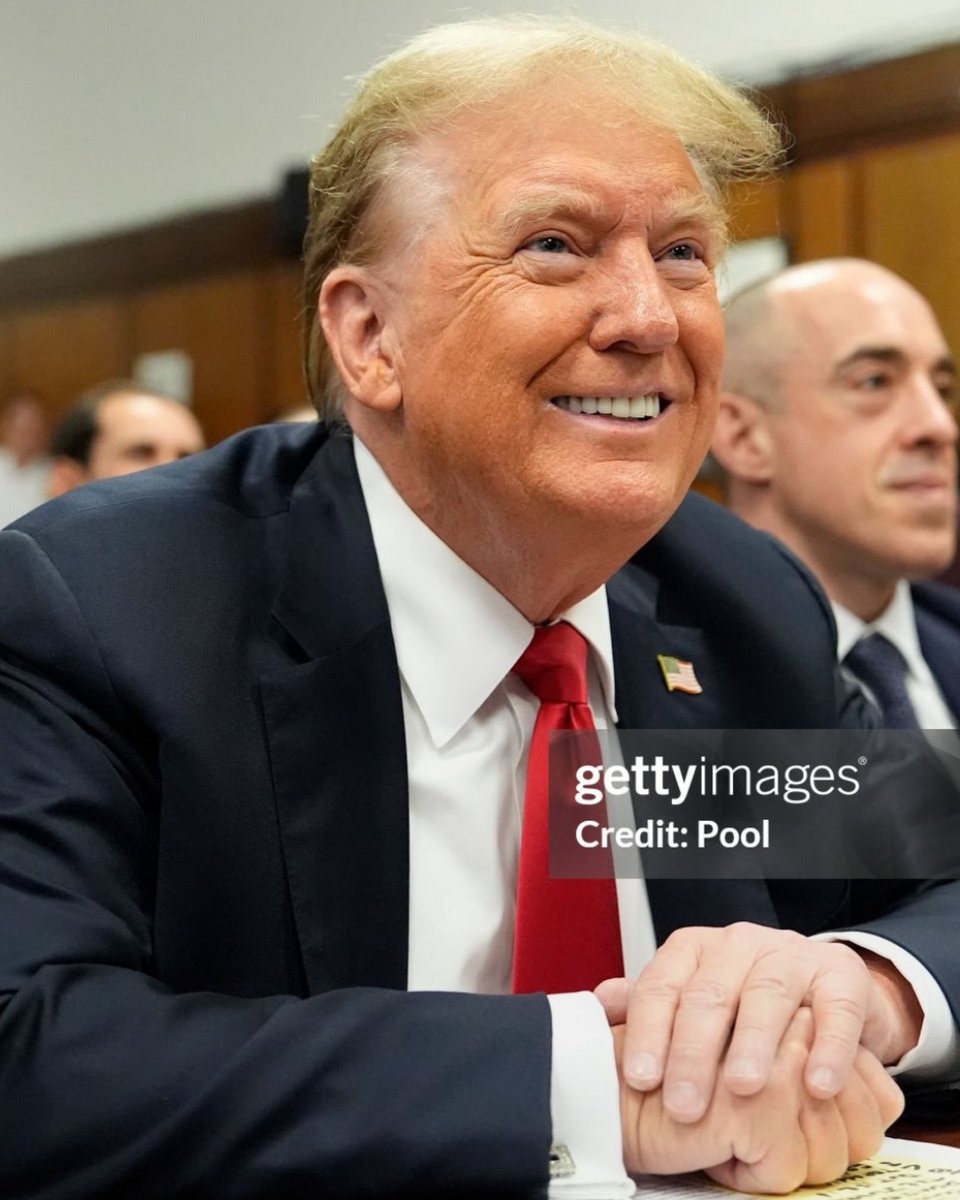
{"left": 713, "top": 258, "right": 958, "bottom": 620}
{"left": 722, "top": 259, "right": 946, "bottom": 406}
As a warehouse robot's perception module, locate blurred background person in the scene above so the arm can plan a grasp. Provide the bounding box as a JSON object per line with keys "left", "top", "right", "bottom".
{"left": 712, "top": 258, "right": 959, "bottom": 728}
{"left": 0, "top": 392, "right": 50, "bottom": 526}
{"left": 48, "top": 379, "right": 205, "bottom": 497}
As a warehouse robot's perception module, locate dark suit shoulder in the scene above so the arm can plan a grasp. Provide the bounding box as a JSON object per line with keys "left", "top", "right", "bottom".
{"left": 913, "top": 579, "right": 960, "bottom": 627}
{"left": 628, "top": 490, "right": 834, "bottom": 639}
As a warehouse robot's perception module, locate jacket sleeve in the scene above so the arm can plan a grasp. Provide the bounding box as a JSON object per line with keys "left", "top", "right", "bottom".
{"left": 0, "top": 527, "right": 551, "bottom": 1200}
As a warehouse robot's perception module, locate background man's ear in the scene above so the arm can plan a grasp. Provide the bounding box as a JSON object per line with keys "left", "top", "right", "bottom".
{"left": 318, "top": 268, "right": 401, "bottom": 413}
{"left": 711, "top": 392, "right": 775, "bottom": 485}
{"left": 48, "top": 457, "right": 90, "bottom": 498}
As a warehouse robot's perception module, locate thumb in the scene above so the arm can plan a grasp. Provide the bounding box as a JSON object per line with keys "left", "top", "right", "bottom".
{"left": 594, "top": 976, "right": 630, "bottom": 1025}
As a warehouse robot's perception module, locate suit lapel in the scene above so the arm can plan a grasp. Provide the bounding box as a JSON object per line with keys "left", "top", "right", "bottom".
{"left": 607, "top": 564, "right": 779, "bottom": 939}
{"left": 915, "top": 586, "right": 960, "bottom": 722}
{"left": 259, "top": 435, "right": 409, "bottom": 993}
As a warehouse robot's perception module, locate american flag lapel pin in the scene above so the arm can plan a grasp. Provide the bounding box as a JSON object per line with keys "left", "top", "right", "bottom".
{"left": 656, "top": 654, "right": 703, "bottom": 695}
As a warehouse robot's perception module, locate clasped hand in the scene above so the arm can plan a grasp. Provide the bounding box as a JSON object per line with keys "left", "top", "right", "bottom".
{"left": 596, "top": 923, "right": 913, "bottom": 1192}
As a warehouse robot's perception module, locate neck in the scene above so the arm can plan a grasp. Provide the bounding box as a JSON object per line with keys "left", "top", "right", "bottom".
{"left": 359, "top": 436, "right": 655, "bottom": 623}
{"left": 731, "top": 492, "right": 896, "bottom": 622}
{"left": 824, "top": 572, "right": 897, "bottom": 624}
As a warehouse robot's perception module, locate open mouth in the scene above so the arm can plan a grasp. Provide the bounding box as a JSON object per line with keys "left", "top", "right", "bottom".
{"left": 551, "top": 394, "right": 666, "bottom": 421}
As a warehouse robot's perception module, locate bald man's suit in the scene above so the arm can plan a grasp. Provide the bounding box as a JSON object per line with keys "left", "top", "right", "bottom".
{"left": 913, "top": 580, "right": 960, "bottom": 721}
{"left": 0, "top": 424, "right": 956, "bottom": 1199}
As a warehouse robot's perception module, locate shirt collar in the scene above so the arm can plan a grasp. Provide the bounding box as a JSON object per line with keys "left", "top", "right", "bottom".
{"left": 354, "top": 437, "right": 617, "bottom": 747}
{"left": 833, "top": 579, "right": 933, "bottom": 686}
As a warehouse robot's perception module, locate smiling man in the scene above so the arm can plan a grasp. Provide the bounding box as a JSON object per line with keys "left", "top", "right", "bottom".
{"left": 712, "top": 259, "right": 959, "bottom": 728}
{"left": 0, "top": 20, "right": 955, "bottom": 1200}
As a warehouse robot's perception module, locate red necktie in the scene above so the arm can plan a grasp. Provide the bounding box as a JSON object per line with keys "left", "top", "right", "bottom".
{"left": 511, "top": 621, "right": 624, "bottom": 994}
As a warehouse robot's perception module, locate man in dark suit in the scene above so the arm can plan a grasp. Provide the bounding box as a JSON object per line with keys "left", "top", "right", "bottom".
{"left": 0, "top": 22, "right": 949, "bottom": 1200}
{"left": 713, "top": 258, "right": 959, "bottom": 729}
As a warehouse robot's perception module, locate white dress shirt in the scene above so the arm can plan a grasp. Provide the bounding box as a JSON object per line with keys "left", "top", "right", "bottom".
{"left": 355, "top": 437, "right": 635, "bottom": 1197}
{"left": 354, "top": 436, "right": 956, "bottom": 1192}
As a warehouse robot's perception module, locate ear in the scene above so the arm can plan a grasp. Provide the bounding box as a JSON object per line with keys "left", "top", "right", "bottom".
{"left": 318, "top": 267, "right": 402, "bottom": 413}
{"left": 48, "top": 457, "right": 90, "bottom": 498}
{"left": 710, "top": 392, "right": 775, "bottom": 485}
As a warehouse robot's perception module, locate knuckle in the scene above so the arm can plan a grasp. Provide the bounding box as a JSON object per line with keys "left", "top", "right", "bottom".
{"left": 678, "top": 977, "right": 734, "bottom": 1012}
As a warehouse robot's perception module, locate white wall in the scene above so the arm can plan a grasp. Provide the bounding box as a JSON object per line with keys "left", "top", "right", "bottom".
{"left": 3, "top": 0, "right": 960, "bottom": 258}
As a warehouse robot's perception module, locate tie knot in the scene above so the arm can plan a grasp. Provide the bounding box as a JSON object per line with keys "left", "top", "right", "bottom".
{"left": 513, "top": 621, "right": 589, "bottom": 705}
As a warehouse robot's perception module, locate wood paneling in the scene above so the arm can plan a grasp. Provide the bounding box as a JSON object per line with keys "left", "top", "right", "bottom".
{"left": 726, "top": 177, "right": 784, "bottom": 242}
{"left": 859, "top": 131, "right": 960, "bottom": 353}
{"left": 0, "top": 319, "right": 13, "bottom": 401}
{"left": 0, "top": 200, "right": 280, "bottom": 312}
{"left": 9, "top": 298, "right": 128, "bottom": 414}
{"left": 763, "top": 41, "right": 960, "bottom": 163}
{"left": 262, "top": 262, "right": 308, "bottom": 416}
{"left": 784, "top": 157, "right": 859, "bottom": 262}
{"left": 129, "top": 273, "right": 265, "bottom": 445}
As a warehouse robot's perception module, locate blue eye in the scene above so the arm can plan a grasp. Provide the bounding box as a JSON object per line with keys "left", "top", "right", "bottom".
{"left": 525, "top": 235, "right": 570, "bottom": 254}
{"left": 664, "top": 243, "right": 700, "bottom": 261}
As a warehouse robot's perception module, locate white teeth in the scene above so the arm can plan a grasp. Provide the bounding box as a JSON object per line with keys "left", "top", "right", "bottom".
{"left": 554, "top": 394, "right": 662, "bottom": 420}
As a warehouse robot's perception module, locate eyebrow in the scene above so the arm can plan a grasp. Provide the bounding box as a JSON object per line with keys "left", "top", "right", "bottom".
{"left": 495, "top": 184, "right": 724, "bottom": 243}
{"left": 833, "top": 346, "right": 958, "bottom": 378}
{"left": 496, "top": 186, "right": 609, "bottom": 239}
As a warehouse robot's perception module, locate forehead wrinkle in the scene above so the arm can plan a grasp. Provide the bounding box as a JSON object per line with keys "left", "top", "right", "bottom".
{"left": 491, "top": 179, "right": 722, "bottom": 247}
{"left": 494, "top": 184, "right": 611, "bottom": 239}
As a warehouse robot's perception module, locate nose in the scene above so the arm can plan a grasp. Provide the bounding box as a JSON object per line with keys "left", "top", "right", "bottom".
{"left": 903, "top": 376, "right": 958, "bottom": 451}
{"left": 587, "top": 250, "right": 681, "bottom": 355}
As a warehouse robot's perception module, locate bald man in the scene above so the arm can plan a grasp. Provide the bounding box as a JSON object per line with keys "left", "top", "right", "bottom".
{"left": 49, "top": 380, "right": 205, "bottom": 497}
{"left": 712, "top": 258, "right": 960, "bottom": 728}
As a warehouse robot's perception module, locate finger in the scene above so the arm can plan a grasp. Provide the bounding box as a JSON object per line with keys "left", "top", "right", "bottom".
{"left": 660, "top": 949, "right": 756, "bottom": 1121}
{"left": 804, "top": 948, "right": 873, "bottom": 1098}
{"left": 621, "top": 930, "right": 703, "bottom": 1093}
{"left": 851, "top": 1046, "right": 905, "bottom": 1137}
{"left": 711, "top": 1010, "right": 815, "bottom": 1194}
{"left": 797, "top": 1094, "right": 849, "bottom": 1186}
{"left": 593, "top": 977, "right": 629, "bottom": 1025}
{"left": 722, "top": 942, "right": 816, "bottom": 1097}
{"left": 833, "top": 1057, "right": 886, "bottom": 1165}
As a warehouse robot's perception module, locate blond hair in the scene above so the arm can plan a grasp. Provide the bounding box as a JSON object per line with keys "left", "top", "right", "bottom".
{"left": 303, "top": 15, "right": 782, "bottom": 419}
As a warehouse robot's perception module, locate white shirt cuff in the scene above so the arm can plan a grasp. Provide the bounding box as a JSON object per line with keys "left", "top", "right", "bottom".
{"left": 547, "top": 992, "right": 636, "bottom": 1197}
{"left": 812, "top": 930, "right": 960, "bottom": 1079}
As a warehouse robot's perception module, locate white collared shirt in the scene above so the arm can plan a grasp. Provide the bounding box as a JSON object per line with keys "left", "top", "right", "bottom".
{"left": 834, "top": 580, "right": 956, "bottom": 730}
{"left": 355, "top": 437, "right": 636, "bottom": 1197}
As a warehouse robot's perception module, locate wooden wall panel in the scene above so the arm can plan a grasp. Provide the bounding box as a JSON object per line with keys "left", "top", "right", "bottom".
{"left": 0, "top": 318, "right": 13, "bottom": 402}
{"left": 784, "top": 157, "right": 859, "bottom": 263}
{"left": 129, "top": 272, "right": 266, "bottom": 445}
{"left": 726, "top": 177, "right": 784, "bottom": 242}
{"left": 859, "top": 131, "right": 960, "bottom": 353}
{"left": 9, "top": 298, "right": 128, "bottom": 415}
{"left": 263, "top": 262, "right": 309, "bottom": 416}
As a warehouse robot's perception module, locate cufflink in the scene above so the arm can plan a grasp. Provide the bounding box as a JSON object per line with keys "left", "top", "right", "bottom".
{"left": 549, "top": 1144, "right": 575, "bottom": 1179}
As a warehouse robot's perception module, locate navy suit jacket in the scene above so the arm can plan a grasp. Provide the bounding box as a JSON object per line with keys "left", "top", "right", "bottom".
{"left": 914, "top": 580, "right": 960, "bottom": 720}
{"left": 0, "top": 425, "right": 957, "bottom": 1199}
